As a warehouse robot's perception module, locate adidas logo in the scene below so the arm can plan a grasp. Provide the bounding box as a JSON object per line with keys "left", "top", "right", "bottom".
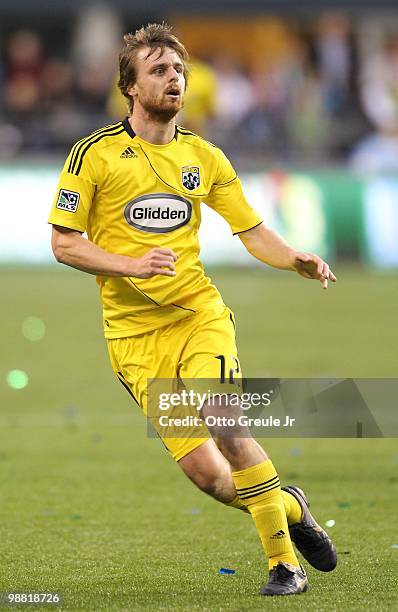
{"left": 120, "top": 146, "right": 138, "bottom": 158}
{"left": 271, "top": 530, "right": 286, "bottom": 539}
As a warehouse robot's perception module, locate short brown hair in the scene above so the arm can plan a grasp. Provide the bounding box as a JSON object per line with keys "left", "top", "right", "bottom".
{"left": 118, "top": 22, "right": 189, "bottom": 113}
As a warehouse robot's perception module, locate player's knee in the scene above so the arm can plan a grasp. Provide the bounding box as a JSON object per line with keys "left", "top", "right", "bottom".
{"left": 192, "top": 467, "right": 229, "bottom": 497}
{"left": 215, "top": 436, "right": 251, "bottom": 462}
{"left": 178, "top": 440, "right": 235, "bottom": 499}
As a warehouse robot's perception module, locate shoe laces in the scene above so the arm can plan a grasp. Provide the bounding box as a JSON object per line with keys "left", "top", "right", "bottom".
{"left": 269, "top": 563, "right": 294, "bottom": 583}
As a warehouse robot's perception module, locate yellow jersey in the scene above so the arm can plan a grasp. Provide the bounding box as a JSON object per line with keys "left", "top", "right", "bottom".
{"left": 48, "top": 118, "right": 262, "bottom": 338}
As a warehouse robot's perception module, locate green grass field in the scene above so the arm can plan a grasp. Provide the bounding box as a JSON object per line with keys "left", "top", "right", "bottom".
{"left": 1, "top": 265, "right": 397, "bottom": 611}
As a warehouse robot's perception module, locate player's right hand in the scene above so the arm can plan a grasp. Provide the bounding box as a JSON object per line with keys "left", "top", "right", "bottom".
{"left": 128, "top": 248, "right": 178, "bottom": 278}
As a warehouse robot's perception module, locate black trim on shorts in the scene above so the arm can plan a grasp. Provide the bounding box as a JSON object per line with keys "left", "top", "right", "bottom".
{"left": 157, "top": 434, "right": 171, "bottom": 453}
{"left": 117, "top": 371, "right": 140, "bottom": 406}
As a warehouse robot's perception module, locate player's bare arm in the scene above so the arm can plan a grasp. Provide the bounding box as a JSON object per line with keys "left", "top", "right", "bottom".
{"left": 238, "top": 222, "right": 337, "bottom": 290}
{"left": 51, "top": 225, "right": 177, "bottom": 278}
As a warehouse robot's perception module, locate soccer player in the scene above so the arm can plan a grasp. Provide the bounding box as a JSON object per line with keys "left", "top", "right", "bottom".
{"left": 48, "top": 23, "right": 337, "bottom": 596}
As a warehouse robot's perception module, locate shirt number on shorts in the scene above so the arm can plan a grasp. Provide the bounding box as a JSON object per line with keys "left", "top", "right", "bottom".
{"left": 215, "top": 355, "right": 240, "bottom": 384}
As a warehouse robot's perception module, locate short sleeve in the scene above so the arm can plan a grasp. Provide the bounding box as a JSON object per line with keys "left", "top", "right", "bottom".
{"left": 48, "top": 144, "right": 97, "bottom": 232}
{"left": 204, "top": 148, "right": 263, "bottom": 234}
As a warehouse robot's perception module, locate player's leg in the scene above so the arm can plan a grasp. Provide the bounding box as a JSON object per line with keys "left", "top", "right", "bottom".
{"left": 177, "top": 305, "right": 306, "bottom": 594}
{"left": 177, "top": 304, "right": 336, "bottom": 591}
{"left": 179, "top": 436, "right": 302, "bottom": 518}
{"left": 202, "top": 398, "right": 301, "bottom": 564}
{"left": 107, "top": 314, "right": 334, "bottom": 592}
{"left": 178, "top": 435, "right": 315, "bottom": 529}
{"left": 106, "top": 310, "right": 296, "bottom": 521}
{"left": 107, "top": 324, "right": 303, "bottom": 526}
{"left": 178, "top": 438, "right": 238, "bottom": 503}
{"left": 179, "top": 431, "right": 335, "bottom": 573}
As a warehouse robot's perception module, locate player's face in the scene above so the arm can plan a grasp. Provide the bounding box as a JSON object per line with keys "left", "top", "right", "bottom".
{"left": 128, "top": 46, "right": 185, "bottom": 121}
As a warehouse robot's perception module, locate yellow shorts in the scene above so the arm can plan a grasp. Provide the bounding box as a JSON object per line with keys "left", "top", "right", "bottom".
{"left": 107, "top": 302, "right": 242, "bottom": 461}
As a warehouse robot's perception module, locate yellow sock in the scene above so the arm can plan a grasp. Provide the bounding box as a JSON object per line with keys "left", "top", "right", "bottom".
{"left": 225, "top": 495, "right": 250, "bottom": 513}
{"left": 226, "top": 490, "right": 302, "bottom": 524}
{"left": 281, "top": 490, "right": 302, "bottom": 525}
{"left": 232, "top": 460, "right": 300, "bottom": 570}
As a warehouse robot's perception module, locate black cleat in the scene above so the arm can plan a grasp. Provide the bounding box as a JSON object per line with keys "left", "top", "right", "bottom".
{"left": 259, "top": 561, "right": 308, "bottom": 596}
{"left": 282, "top": 485, "right": 337, "bottom": 572}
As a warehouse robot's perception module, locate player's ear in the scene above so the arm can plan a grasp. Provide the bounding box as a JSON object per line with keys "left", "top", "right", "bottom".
{"left": 127, "top": 83, "right": 137, "bottom": 97}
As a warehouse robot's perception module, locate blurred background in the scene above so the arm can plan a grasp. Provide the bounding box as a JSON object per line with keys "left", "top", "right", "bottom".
{"left": 1, "top": 1, "right": 398, "bottom": 267}
{"left": 1, "top": 0, "right": 396, "bottom": 412}
{"left": 1, "top": 0, "right": 397, "bottom": 412}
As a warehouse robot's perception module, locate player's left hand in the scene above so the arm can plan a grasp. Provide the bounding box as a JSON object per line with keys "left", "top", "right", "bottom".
{"left": 293, "top": 252, "right": 337, "bottom": 290}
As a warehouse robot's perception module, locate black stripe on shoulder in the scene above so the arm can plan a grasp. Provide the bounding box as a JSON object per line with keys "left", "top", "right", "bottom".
{"left": 68, "top": 122, "right": 122, "bottom": 173}
{"left": 72, "top": 126, "right": 125, "bottom": 176}
{"left": 177, "top": 125, "right": 217, "bottom": 147}
{"left": 68, "top": 122, "right": 123, "bottom": 174}
{"left": 176, "top": 126, "right": 196, "bottom": 136}
{"left": 71, "top": 123, "right": 123, "bottom": 175}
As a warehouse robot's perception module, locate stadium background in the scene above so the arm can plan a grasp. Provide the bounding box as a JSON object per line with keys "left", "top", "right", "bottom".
{"left": 1, "top": 2, "right": 397, "bottom": 610}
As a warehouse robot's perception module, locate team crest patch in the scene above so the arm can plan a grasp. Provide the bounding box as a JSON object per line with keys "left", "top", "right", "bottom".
{"left": 182, "top": 166, "right": 200, "bottom": 191}
{"left": 56, "top": 189, "right": 80, "bottom": 212}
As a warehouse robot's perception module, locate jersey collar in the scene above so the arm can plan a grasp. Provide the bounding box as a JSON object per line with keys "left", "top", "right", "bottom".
{"left": 122, "top": 117, "right": 178, "bottom": 143}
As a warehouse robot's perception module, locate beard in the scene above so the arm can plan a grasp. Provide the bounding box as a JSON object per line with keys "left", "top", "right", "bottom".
{"left": 139, "top": 91, "right": 183, "bottom": 123}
